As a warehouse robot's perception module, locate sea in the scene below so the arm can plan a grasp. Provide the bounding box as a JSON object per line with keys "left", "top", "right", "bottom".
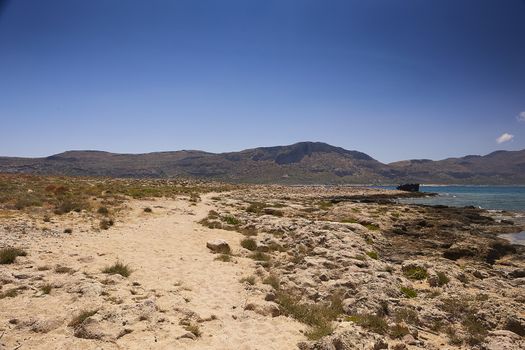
{"left": 377, "top": 185, "right": 525, "bottom": 245}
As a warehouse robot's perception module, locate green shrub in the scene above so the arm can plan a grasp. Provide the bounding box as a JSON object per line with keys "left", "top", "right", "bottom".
{"left": 366, "top": 251, "right": 378, "bottom": 260}
{"left": 400, "top": 286, "right": 417, "bottom": 298}
{"left": 436, "top": 271, "right": 450, "bottom": 286}
{"left": 364, "top": 224, "right": 380, "bottom": 231}
{"left": 222, "top": 215, "right": 240, "bottom": 225}
{"left": 277, "top": 290, "right": 342, "bottom": 340}
{"left": 346, "top": 314, "right": 388, "bottom": 334}
{"left": 0, "top": 247, "right": 27, "bottom": 264}
{"left": 403, "top": 266, "right": 428, "bottom": 280}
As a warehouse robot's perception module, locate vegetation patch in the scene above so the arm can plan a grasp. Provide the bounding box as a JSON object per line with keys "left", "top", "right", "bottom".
{"left": 40, "top": 283, "right": 53, "bottom": 295}
{"left": 239, "top": 275, "right": 256, "bottom": 285}
{"left": 262, "top": 274, "right": 280, "bottom": 290}
{"left": 240, "top": 238, "right": 257, "bottom": 251}
{"left": 214, "top": 254, "right": 232, "bottom": 262}
{"left": 364, "top": 224, "right": 380, "bottom": 231}
{"left": 346, "top": 314, "right": 388, "bottom": 334}
{"left": 400, "top": 286, "right": 418, "bottom": 298}
{"left": 103, "top": 262, "right": 132, "bottom": 277}
{"left": 436, "top": 271, "right": 450, "bottom": 286}
{"left": 0, "top": 247, "right": 27, "bottom": 264}
{"left": 249, "top": 251, "right": 271, "bottom": 261}
{"left": 366, "top": 251, "right": 378, "bottom": 260}
{"left": 184, "top": 324, "right": 201, "bottom": 337}
{"left": 222, "top": 215, "right": 240, "bottom": 226}
{"left": 55, "top": 266, "right": 74, "bottom": 274}
{"left": 389, "top": 323, "right": 410, "bottom": 339}
{"left": 402, "top": 266, "right": 428, "bottom": 280}
{"left": 0, "top": 288, "right": 20, "bottom": 299}
{"left": 277, "top": 290, "right": 343, "bottom": 341}
{"left": 100, "top": 218, "right": 114, "bottom": 230}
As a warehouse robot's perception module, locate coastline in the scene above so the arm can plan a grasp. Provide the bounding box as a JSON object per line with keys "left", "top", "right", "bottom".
{"left": 1, "top": 177, "right": 524, "bottom": 349}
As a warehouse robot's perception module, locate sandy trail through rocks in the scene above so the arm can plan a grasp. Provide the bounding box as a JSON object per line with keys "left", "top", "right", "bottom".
{"left": 0, "top": 194, "right": 304, "bottom": 350}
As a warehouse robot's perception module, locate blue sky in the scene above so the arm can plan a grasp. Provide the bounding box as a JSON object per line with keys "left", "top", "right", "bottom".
{"left": 0, "top": 0, "right": 524, "bottom": 163}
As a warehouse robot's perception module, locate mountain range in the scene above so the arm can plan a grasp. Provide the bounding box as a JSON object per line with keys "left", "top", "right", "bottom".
{"left": 1, "top": 142, "right": 524, "bottom": 184}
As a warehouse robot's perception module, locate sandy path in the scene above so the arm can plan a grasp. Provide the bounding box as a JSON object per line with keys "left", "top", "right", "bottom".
{"left": 0, "top": 194, "right": 304, "bottom": 349}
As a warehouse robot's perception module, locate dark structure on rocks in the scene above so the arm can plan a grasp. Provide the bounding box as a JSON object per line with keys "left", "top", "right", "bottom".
{"left": 397, "top": 183, "right": 420, "bottom": 192}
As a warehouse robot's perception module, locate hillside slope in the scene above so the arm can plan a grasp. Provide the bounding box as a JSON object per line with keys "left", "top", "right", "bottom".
{"left": 1, "top": 142, "right": 524, "bottom": 184}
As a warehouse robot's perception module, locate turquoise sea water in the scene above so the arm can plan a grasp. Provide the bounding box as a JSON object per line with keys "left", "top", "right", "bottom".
{"left": 382, "top": 185, "right": 525, "bottom": 245}
{"left": 395, "top": 186, "right": 525, "bottom": 212}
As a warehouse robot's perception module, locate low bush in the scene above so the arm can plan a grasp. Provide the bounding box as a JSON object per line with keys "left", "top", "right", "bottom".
{"left": 102, "top": 262, "right": 131, "bottom": 277}
{"left": 402, "top": 266, "right": 428, "bottom": 280}
{"left": 0, "top": 247, "right": 27, "bottom": 264}
{"left": 240, "top": 238, "right": 257, "bottom": 251}
{"left": 347, "top": 314, "right": 388, "bottom": 334}
{"left": 400, "top": 286, "right": 417, "bottom": 298}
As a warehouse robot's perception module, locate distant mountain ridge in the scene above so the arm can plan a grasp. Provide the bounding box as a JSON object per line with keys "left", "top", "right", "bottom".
{"left": 1, "top": 142, "right": 524, "bottom": 184}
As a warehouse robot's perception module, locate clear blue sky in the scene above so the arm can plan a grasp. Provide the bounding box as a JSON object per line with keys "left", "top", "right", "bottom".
{"left": 1, "top": 0, "right": 524, "bottom": 163}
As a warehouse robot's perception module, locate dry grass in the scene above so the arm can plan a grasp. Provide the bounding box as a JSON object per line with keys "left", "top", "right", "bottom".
{"left": 0, "top": 288, "right": 20, "bottom": 299}
{"left": 184, "top": 324, "right": 201, "bottom": 337}
{"left": 40, "top": 283, "right": 53, "bottom": 295}
{"left": 0, "top": 247, "right": 27, "bottom": 264}
{"left": 262, "top": 274, "right": 280, "bottom": 290}
{"left": 249, "top": 251, "right": 271, "bottom": 261}
{"left": 240, "top": 238, "right": 257, "bottom": 251}
{"left": 346, "top": 314, "right": 388, "bottom": 334}
{"left": 239, "top": 275, "right": 256, "bottom": 285}
{"left": 214, "top": 254, "right": 232, "bottom": 262}
{"left": 99, "top": 218, "right": 114, "bottom": 230}
{"left": 54, "top": 266, "right": 75, "bottom": 274}
{"left": 277, "top": 290, "right": 343, "bottom": 340}
{"left": 103, "top": 262, "right": 132, "bottom": 277}
{"left": 0, "top": 173, "right": 236, "bottom": 218}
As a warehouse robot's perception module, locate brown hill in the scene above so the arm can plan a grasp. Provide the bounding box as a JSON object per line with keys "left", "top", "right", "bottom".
{"left": 0, "top": 142, "right": 524, "bottom": 184}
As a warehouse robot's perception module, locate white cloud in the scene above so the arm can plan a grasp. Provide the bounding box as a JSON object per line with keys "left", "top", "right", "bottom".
{"left": 496, "top": 133, "right": 514, "bottom": 144}
{"left": 518, "top": 111, "right": 525, "bottom": 122}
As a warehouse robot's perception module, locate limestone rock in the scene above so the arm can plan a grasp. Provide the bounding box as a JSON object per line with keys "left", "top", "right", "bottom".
{"left": 206, "top": 239, "right": 231, "bottom": 253}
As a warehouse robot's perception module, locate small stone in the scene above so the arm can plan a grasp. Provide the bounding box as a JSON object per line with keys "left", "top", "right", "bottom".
{"left": 178, "top": 332, "right": 197, "bottom": 340}
{"left": 206, "top": 239, "right": 230, "bottom": 253}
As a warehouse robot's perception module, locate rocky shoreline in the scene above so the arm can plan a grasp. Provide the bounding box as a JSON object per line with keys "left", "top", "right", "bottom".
{"left": 202, "top": 186, "right": 525, "bottom": 349}
{"left": 0, "top": 179, "right": 523, "bottom": 349}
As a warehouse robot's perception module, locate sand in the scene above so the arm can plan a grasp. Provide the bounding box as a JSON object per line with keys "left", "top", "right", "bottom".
{"left": 0, "top": 194, "right": 305, "bottom": 349}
